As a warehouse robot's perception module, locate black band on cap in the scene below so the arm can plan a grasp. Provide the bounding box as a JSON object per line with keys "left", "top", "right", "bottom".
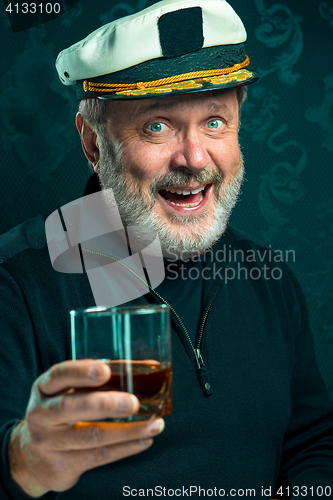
{"left": 158, "top": 7, "right": 204, "bottom": 58}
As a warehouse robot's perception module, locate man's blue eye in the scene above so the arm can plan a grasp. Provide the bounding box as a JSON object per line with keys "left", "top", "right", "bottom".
{"left": 148, "top": 123, "right": 166, "bottom": 132}
{"left": 207, "top": 119, "right": 223, "bottom": 129}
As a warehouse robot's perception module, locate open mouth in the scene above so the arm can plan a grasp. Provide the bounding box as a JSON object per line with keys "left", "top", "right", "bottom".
{"left": 158, "top": 184, "right": 211, "bottom": 210}
{"left": 158, "top": 185, "right": 210, "bottom": 207}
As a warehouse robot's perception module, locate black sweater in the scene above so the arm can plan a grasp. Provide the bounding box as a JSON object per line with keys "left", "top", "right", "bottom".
{"left": 0, "top": 212, "right": 332, "bottom": 499}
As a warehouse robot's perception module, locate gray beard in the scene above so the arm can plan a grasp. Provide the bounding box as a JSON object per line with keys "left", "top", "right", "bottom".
{"left": 97, "top": 133, "right": 244, "bottom": 259}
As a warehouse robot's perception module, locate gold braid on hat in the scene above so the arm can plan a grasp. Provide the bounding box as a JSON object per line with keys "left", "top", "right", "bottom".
{"left": 83, "top": 55, "right": 250, "bottom": 95}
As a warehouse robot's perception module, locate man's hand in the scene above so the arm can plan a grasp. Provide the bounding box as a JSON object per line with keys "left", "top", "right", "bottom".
{"left": 8, "top": 360, "right": 164, "bottom": 498}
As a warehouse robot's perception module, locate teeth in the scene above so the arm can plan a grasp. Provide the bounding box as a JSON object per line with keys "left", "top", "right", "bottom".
{"left": 164, "top": 186, "right": 205, "bottom": 195}
{"left": 168, "top": 192, "right": 204, "bottom": 207}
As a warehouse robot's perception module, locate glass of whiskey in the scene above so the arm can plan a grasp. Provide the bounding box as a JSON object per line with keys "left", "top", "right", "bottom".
{"left": 70, "top": 304, "right": 172, "bottom": 422}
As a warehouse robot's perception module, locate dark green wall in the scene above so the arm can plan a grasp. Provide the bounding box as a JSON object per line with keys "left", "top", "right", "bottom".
{"left": 0, "top": 0, "right": 332, "bottom": 397}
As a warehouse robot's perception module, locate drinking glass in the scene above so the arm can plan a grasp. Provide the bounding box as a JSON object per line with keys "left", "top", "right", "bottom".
{"left": 70, "top": 304, "right": 172, "bottom": 421}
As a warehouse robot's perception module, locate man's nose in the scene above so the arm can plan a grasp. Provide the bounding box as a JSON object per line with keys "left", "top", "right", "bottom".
{"left": 170, "top": 131, "right": 210, "bottom": 172}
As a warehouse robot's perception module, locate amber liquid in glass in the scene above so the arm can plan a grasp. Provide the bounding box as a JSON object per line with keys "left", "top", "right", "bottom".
{"left": 86, "top": 360, "right": 172, "bottom": 419}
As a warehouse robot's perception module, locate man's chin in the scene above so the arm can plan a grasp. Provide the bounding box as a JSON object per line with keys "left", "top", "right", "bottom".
{"left": 154, "top": 217, "right": 228, "bottom": 261}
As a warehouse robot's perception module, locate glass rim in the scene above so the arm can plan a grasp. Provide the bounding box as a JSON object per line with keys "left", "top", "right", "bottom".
{"left": 70, "top": 304, "right": 170, "bottom": 316}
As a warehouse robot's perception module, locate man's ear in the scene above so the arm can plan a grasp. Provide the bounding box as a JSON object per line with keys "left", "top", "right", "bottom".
{"left": 76, "top": 113, "right": 100, "bottom": 170}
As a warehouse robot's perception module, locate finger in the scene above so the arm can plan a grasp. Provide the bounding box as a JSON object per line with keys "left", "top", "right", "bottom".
{"left": 66, "top": 436, "right": 154, "bottom": 475}
{"left": 28, "top": 390, "right": 140, "bottom": 426}
{"left": 37, "top": 360, "right": 111, "bottom": 396}
{"left": 50, "top": 417, "right": 165, "bottom": 451}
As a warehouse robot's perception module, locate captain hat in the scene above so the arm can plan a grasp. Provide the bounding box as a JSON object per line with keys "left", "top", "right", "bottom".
{"left": 55, "top": 0, "right": 258, "bottom": 100}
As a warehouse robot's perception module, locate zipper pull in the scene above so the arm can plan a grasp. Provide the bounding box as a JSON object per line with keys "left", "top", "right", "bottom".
{"left": 194, "top": 349, "right": 205, "bottom": 370}
{"left": 195, "top": 349, "right": 213, "bottom": 396}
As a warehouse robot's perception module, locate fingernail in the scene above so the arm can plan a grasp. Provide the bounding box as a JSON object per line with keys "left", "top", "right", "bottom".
{"left": 140, "top": 438, "right": 153, "bottom": 449}
{"left": 148, "top": 418, "right": 165, "bottom": 435}
{"left": 118, "top": 394, "right": 138, "bottom": 413}
{"left": 88, "top": 364, "right": 108, "bottom": 380}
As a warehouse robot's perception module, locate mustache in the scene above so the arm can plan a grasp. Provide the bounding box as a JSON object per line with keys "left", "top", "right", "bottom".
{"left": 150, "top": 169, "right": 224, "bottom": 194}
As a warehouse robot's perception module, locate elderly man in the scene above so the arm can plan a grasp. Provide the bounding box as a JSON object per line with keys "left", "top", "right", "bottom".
{"left": 1, "top": 0, "right": 333, "bottom": 499}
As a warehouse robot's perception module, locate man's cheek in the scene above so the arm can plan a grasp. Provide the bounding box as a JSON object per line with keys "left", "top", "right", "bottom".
{"left": 128, "top": 164, "right": 159, "bottom": 183}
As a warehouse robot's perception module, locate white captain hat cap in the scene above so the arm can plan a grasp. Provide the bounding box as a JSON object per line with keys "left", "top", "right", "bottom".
{"left": 56, "top": 0, "right": 258, "bottom": 100}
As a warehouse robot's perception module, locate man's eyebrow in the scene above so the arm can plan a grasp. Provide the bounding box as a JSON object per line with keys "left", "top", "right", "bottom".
{"left": 207, "top": 102, "right": 228, "bottom": 113}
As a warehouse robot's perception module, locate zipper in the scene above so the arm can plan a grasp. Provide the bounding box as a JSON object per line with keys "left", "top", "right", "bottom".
{"left": 138, "top": 281, "right": 222, "bottom": 396}
{"left": 82, "top": 247, "right": 228, "bottom": 396}
{"left": 193, "top": 283, "right": 224, "bottom": 395}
